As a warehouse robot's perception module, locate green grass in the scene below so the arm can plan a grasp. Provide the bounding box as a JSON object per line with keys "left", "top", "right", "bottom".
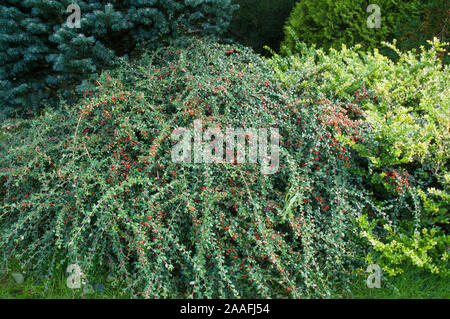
{"left": 1, "top": 264, "right": 448, "bottom": 299}
{"left": 0, "top": 274, "right": 131, "bottom": 299}
{"left": 0, "top": 260, "right": 131, "bottom": 299}
{"left": 339, "top": 265, "right": 450, "bottom": 299}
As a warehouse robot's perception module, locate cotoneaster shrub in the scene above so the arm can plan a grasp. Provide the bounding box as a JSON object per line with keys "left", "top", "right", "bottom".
{"left": 0, "top": 38, "right": 416, "bottom": 298}
{"left": 0, "top": 0, "right": 237, "bottom": 119}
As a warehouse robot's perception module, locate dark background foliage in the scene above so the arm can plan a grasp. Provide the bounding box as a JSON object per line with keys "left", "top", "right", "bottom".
{"left": 227, "top": 0, "right": 297, "bottom": 55}
{"left": 394, "top": 0, "right": 449, "bottom": 60}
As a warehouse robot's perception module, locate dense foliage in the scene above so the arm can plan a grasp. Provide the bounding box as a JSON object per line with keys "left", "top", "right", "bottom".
{"left": 0, "top": 0, "right": 237, "bottom": 119}
{"left": 0, "top": 38, "right": 415, "bottom": 297}
{"left": 281, "top": 0, "right": 449, "bottom": 60}
{"left": 268, "top": 38, "right": 449, "bottom": 277}
{"left": 0, "top": 0, "right": 448, "bottom": 299}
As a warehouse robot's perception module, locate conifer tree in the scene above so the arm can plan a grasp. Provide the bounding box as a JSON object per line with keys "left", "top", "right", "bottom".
{"left": 0, "top": 0, "right": 237, "bottom": 118}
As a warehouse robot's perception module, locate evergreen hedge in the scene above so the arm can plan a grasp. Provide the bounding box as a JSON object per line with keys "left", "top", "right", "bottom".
{"left": 281, "top": 0, "right": 422, "bottom": 55}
